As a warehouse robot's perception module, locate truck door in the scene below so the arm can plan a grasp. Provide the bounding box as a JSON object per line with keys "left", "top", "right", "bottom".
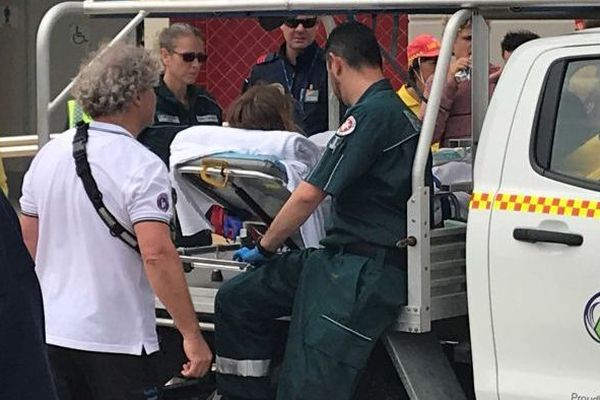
{"left": 487, "top": 46, "right": 600, "bottom": 399}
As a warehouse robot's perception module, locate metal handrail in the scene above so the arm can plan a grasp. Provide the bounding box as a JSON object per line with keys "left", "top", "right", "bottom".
{"left": 36, "top": 4, "right": 148, "bottom": 146}
{"left": 411, "top": 9, "right": 471, "bottom": 193}
{"left": 80, "top": 0, "right": 600, "bottom": 15}
{"left": 48, "top": 11, "right": 149, "bottom": 117}
{"left": 320, "top": 15, "right": 340, "bottom": 130}
{"left": 36, "top": 2, "right": 83, "bottom": 145}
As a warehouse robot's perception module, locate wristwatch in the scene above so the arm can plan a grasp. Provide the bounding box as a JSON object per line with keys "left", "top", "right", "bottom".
{"left": 256, "top": 238, "right": 276, "bottom": 258}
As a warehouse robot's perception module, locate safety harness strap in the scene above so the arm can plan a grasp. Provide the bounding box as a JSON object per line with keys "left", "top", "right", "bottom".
{"left": 72, "top": 123, "right": 140, "bottom": 254}
{"left": 215, "top": 355, "right": 271, "bottom": 378}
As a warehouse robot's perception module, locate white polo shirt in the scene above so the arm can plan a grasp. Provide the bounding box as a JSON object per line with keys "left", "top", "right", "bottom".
{"left": 20, "top": 121, "right": 172, "bottom": 355}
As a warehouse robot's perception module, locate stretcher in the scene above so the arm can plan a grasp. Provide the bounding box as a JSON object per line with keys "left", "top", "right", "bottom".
{"left": 156, "top": 152, "right": 310, "bottom": 321}
{"left": 156, "top": 150, "right": 468, "bottom": 336}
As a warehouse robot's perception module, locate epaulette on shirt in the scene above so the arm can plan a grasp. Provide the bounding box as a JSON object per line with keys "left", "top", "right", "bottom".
{"left": 255, "top": 52, "right": 278, "bottom": 65}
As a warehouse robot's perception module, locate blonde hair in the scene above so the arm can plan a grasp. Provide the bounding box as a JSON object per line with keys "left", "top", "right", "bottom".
{"left": 72, "top": 43, "right": 160, "bottom": 118}
{"left": 158, "top": 23, "right": 204, "bottom": 52}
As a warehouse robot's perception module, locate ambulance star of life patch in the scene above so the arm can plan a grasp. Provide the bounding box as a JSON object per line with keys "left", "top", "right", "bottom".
{"left": 156, "top": 193, "right": 169, "bottom": 212}
{"left": 337, "top": 115, "right": 357, "bottom": 136}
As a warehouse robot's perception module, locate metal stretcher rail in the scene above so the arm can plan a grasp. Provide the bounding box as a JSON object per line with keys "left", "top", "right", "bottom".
{"left": 178, "top": 166, "right": 286, "bottom": 185}
{"left": 178, "top": 256, "right": 248, "bottom": 273}
{"left": 156, "top": 318, "right": 215, "bottom": 332}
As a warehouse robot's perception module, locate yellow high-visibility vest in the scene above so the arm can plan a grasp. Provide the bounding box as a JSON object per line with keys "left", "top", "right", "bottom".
{"left": 0, "top": 156, "right": 7, "bottom": 197}
{"left": 67, "top": 99, "right": 92, "bottom": 128}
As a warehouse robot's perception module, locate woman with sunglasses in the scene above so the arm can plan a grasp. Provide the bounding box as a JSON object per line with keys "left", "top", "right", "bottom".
{"left": 243, "top": 16, "right": 330, "bottom": 137}
{"left": 153, "top": 23, "right": 222, "bottom": 132}
{"left": 139, "top": 23, "right": 222, "bottom": 248}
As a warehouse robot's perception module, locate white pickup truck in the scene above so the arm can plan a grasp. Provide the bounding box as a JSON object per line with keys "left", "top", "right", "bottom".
{"left": 19, "top": 1, "right": 600, "bottom": 399}
{"left": 468, "top": 25, "right": 600, "bottom": 400}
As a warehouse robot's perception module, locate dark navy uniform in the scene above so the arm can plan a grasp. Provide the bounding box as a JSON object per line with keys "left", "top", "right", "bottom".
{"left": 138, "top": 76, "right": 222, "bottom": 247}
{"left": 0, "top": 191, "right": 58, "bottom": 400}
{"left": 215, "top": 79, "right": 422, "bottom": 400}
{"left": 139, "top": 76, "right": 222, "bottom": 167}
{"left": 245, "top": 42, "right": 328, "bottom": 136}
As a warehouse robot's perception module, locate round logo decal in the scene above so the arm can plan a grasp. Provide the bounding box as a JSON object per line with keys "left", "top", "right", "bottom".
{"left": 584, "top": 291, "right": 600, "bottom": 343}
{"left": 156, "top": 193, "right": 170, "bottom": 212}
{"left": 336, "top": 116, "right": 357, "bottom": 136}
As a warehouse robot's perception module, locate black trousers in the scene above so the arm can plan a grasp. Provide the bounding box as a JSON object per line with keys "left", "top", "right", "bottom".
{"left": 48, "top": 345, "right": 159, "bottom": 400}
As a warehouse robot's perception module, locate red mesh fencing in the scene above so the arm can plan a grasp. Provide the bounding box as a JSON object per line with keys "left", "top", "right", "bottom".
{"left": 173, "top": 14, "right": 408, "bottom": 113}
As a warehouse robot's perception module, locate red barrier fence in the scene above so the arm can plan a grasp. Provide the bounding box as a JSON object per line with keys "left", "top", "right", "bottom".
{"left": 173, "top": 14, "right": 409, "bottom": 112}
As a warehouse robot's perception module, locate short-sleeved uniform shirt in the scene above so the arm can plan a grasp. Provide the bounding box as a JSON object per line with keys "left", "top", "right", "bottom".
{"left": 138, "top": 76, "right": 222, "bottom": 166}
{"left": 306, "top": 79, "right": 422, "bottom": 248}
{"left": 20, "top": 121, "right": 173, "bottom": 355}
{"left": 245, "top": 42, "right": 329, "bottom": 136}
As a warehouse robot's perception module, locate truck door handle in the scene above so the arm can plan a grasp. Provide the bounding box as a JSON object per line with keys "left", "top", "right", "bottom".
{"left": 513, "top": 228, "right": 583, "bottom": 246}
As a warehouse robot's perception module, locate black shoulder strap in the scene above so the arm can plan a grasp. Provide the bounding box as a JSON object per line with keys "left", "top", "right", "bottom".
{"left": 72, "top": 123, "right": 141, "bottom": 254}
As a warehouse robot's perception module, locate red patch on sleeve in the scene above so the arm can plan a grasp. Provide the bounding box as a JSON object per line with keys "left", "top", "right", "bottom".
{"left": 256, "top": 54, "right": 268, "bottom": 64}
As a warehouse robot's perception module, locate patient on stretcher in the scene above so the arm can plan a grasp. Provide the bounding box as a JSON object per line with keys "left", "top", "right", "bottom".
{"left": 226, "top": 83, "right": 299, "bottom": 133}
{"left": 169, "top": 124, "right": 327, "bottom": 248}
{"left": 169, "top": 84, "right": 329, "bottom": 248}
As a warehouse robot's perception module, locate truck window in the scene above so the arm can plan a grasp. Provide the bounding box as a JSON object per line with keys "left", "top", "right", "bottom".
{"left": 534, "top": 58, "right": 600, "bottom": 188}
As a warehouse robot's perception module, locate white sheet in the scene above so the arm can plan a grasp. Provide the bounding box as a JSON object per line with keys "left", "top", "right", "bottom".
{"left": 432, "top": 159, "right": 472, "bottom": 222}
{"left": 169, "top": 125, "right": 327, "bottom": 248}
{"left": 308, "top": 130, "right": 335, "bottom": 152}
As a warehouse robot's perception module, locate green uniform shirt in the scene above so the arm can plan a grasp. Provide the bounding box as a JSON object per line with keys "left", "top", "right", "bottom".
{"left": 306, "top": 79, "right": 421, "bottom": 248}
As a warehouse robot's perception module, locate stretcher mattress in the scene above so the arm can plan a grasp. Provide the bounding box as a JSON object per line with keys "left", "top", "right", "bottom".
{"left": 170, "top": 125, "right": 327, "bottom": 248}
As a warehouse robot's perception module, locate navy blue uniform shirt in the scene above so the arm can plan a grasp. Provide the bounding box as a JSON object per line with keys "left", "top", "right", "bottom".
{"left": 244, "top": 42, "right": 329, "bottom": 137}
{"left": 139, "top": 76, "right": 222, "bottom": 166}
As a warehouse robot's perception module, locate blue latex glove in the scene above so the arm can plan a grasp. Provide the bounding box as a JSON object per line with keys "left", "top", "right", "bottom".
{"left": 233, "top": 246, "right": 268, "bottom": 266}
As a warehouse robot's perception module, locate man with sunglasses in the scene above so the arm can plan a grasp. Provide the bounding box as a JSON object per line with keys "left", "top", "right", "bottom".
{"left": 244, "top": 16, "right": 329, "bottom": 136}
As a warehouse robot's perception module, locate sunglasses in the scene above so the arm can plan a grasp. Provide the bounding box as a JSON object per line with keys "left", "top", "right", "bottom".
{"left": 172, "top": 51, "right": 208, "bottom": 63}
{"left": 283, "top": 18, "right": 318, "bottom": 29}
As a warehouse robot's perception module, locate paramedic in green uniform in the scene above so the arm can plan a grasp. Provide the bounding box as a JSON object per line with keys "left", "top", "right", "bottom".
{"left": 214, "top": 21, "right": 422, "bottom": 400}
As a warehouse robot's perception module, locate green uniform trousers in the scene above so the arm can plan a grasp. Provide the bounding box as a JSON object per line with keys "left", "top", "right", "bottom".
{"left": 214, "top": 246, "right": 407, "bottom": 400}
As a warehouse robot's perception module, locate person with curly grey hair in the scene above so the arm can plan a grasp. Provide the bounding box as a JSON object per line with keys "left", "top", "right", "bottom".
{"left": 71, "top": 43, "right": 160, "bottom": 121}
{"left": 19, "top": 43, "right": 212, "bottom": 400}
{"left": 139, "top": 22, "right": 223, "bottom": 249}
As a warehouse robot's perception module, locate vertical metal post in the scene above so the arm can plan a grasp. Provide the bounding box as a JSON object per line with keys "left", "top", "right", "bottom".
{"left": 411, "top": 8, "right": 472, "bottom": 194}
{"left": 471, "top": 11, "right": 489, "bottom": 159}
{"left": 402, "top": 9, "right": 472, "bottom": 333}
{"left": 404, "top": 186, "right": 432, "bottom": 333}
{"left": 36, "top": 2, "right": 84, "bottom": 146}
{"left": 321, "top": 15, "right": 340, "bottom": 131}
